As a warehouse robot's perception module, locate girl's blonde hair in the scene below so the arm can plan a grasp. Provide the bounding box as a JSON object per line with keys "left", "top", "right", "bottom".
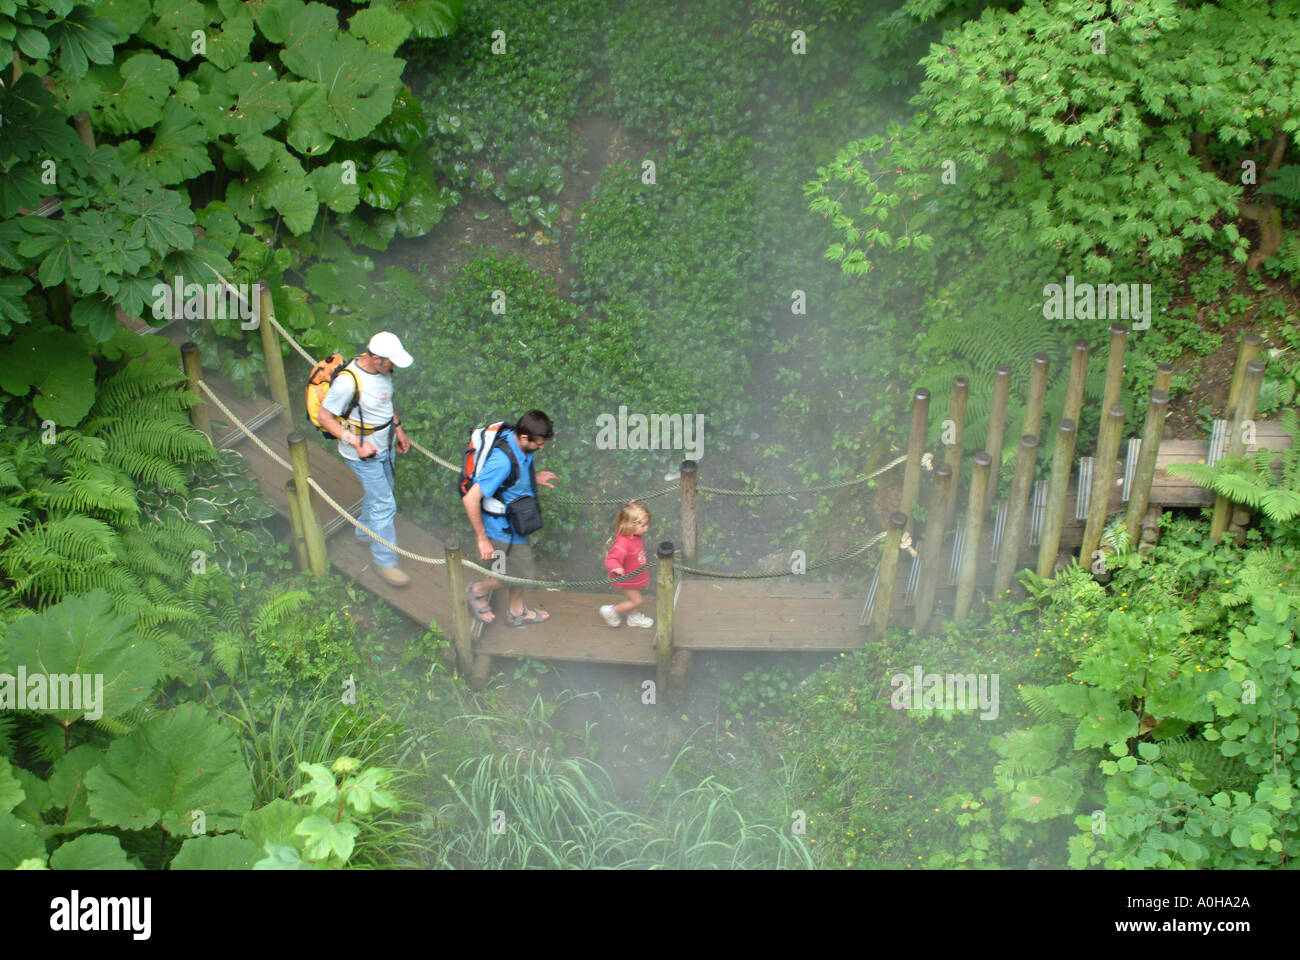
{"left": 615, "top": 501, "right": 650, "bottom": 536}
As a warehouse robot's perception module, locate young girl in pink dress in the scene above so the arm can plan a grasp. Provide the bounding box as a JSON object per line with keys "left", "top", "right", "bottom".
{"left": 600, "top": 501, "right": 654, "bottom": 628}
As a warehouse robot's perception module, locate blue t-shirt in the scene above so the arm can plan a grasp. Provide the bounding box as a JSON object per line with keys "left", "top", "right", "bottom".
{"left": 476, "top": 430, "right": 534, "bottom": 544}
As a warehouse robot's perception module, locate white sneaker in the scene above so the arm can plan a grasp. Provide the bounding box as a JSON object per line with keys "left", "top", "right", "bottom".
{"left": 599, "top": 604, "right": 622, "bottom": 627}
{"left": 626, "top": 612, "right": 654, "bottom": 628}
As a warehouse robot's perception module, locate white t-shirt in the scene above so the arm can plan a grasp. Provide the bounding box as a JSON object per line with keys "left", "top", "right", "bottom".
{"left": 321, "top": 360, "right": 395, "bottom": 462}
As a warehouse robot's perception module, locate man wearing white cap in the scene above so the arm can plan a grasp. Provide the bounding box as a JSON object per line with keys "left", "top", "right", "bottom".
{"left": 317, "top": 332, "right": 414, "bottom": 586}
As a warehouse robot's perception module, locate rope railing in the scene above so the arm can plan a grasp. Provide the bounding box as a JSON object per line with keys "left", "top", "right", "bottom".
{"left": 696, "top": 455, "right": 907, "bottom": 497}
{"left": 256, "top": 312, "right": 910, "bottom": 500}
{"left": 196, "top": 381, "right": 890, "bottom": 589}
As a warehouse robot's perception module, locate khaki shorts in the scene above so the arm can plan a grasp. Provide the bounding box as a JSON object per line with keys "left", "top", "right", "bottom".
{"left": 487, "top": 537, "right": 535, "bottom": 583}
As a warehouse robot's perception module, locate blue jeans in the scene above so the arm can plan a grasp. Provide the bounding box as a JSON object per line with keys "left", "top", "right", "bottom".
{"left": 345, "top": 450, "right": 398, "bottom": 568}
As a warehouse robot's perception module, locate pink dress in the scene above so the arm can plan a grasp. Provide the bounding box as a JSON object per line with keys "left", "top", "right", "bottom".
{"left": 604, "top": 533, "right": 650, "bottom": 589}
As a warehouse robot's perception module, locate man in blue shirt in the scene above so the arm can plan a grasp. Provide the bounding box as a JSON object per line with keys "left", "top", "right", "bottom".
{"left": 463, "top": 410, "right": 557, "bottom": 626}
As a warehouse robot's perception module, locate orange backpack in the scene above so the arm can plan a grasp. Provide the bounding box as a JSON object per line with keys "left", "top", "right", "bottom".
{"left": 305, "top": 354, "right": 364, "bottom": 438}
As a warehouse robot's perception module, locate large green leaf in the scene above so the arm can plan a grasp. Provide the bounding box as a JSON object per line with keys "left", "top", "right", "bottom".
{"left": 45, "top": 3, "right": 120, "bottom": 79}
{"left": 118, "top": 98, "right": 213, "bottom": 185}
{"left": 10, "top": 765, "right": 52, "bottom": 827}
{"left": 70, "top": 295, "right": 120, "bottom": 343}
{"left": 0, "top": 589, "right": 158, "bottom": 723}
{"left": 84, "top": 52, "right": 178, "bottom": 134}
{"left": 361, "top": 149, "right": 407, "bottom": 210}
{"left": 0, "top": 274, "right": 33, "bottom": 331}
{"left": 88, "top": 0, "right": 153, "bottom": 38}
{"left": 85, "top": 703, "right": 254, "bottom": 833}
{"left": 170, "top": 833, "right": 261, "bottom": 869}
{"left": 49, "top": 833, "right": 135, "bottom": 869}
{"left": 120, "top": 181, "right": 196, "bottom": 256}
{"left": 0, "top": 756, "right": 24, "bottom": 814}
{"left": 378, "top": 0, "right": 461, "bottom": 39}
{"left": 309, "top": 163, "right": 361, "bottom": 213}
{"left": 46, "top": 744, "right": 103, "bottom": 836}
{"left": 254, "top": 144, "right": 319, "bottom": 235}
{"left": 138, "top": 0, "right": 206, "bottom": 59}
{"left": 279, "top": 23, "right": 403, "bottom": 140}
{"left": 194, "top": 61, "right": 293, "bottom": 139}
{"left": 0, "top": 326, "right": 97, "bottom": 424}
{"left": 348, "top": 4, "right": 411, "bottom": 55}
{"left": 206, "top": 0, "right": 255, "bottom": 70}
{"left": 241, "top": 798, "right": 307, "bottom": 850}
{"left": 0, "top": 812, "right": 45, "bottom": 868}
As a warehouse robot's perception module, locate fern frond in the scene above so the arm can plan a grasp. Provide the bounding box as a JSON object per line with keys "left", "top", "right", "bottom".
{"left": 251, "top": 590, "right": 313, "bottom": 637}
{"left": 1160, "top": 736, "right": 1254, "bottom": 792}
{"left": 1020, "top": 685, "right": 1062, "bottom": 724}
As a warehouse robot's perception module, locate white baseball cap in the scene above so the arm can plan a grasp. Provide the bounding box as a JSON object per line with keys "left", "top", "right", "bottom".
{"left": 367, "top": 331, "right": 412, "bottom": 367}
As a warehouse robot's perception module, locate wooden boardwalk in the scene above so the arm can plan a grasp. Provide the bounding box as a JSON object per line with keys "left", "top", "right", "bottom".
{"left": 180, "top": 336, "right": 1291, "bottom": 666}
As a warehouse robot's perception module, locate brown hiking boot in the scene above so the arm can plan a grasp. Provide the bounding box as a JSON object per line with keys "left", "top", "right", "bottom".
{"left": 376, "top": 565, "right": 410, "bottom": 587}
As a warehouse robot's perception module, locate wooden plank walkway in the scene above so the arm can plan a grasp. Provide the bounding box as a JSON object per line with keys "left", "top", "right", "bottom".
{"left": 180, "top": 338, "right": 1291, "bottom": 664}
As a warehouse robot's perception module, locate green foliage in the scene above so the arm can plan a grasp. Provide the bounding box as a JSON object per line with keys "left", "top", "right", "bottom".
{"left": 809, "top": 0, "right": 1300, "bottom": 275}
{"left": 1169, "top": 407, "right": 1300, "bottom": 523}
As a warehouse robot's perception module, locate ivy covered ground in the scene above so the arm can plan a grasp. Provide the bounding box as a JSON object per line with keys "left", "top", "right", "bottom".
{"left": 0, "top": 0, "right": 1298, "bottom": 871}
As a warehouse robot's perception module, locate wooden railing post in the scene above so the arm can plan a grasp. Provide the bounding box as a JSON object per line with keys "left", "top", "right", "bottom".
{"left": 1022, "top": 352, "right": 1050, "bottom": 439}
{"left": 955, "top": 452, "right": 993, "bottom": 622}
{"left": 679, "top": 460, "right": 698, "bottom": 564}
{"left": 1225, "top": 333, "right": 1264, "bottom": 419}
{"left": 1080, "top": 403, "right": 1126, "bottom": 575}
{"left": 1036, "top": 419, "right": 1077, "bottom": 578}
{"left": 1099, "top": 325, "right": 1128, "bottom": 431}
{"left": 993, "top": 434, "right": 1039, "bottom": 596}
{"left": 900, "top": 388, "right": 930, "bottom": 521}
{"left": 1062, "top": 340, "right": 1090, "bottom": 429}
{"left": 1153, "top": 363, "right": 1173, "bottom": 397}
{"left": 984, "top": 363, "right": 1012, "bottom": 512}
{"left": 287, "top": 432, "right": 329, "bottom": 576}
{"left": 258, "top": 284, "right": 292, "bottom": 424}
{"left": 869, "top": 511, "right": 909, "bottom": 640}
{"left": 283, "top": 478, "right": 310, "bottom": 571}
{"left": 939, "top": 376, "right": 968, "bottom": 533}
{"left": 180, "top": 341, "right": 212, "bottom": 441}
{"left": 1211, "top": 359, "right": 1266, "bottom": 541}
{"left": 655, "top": 541, "right": 675, "bottom": 698}
{"left": 444, "top": 539, "right": 474, "bottom": 677}
{"left": 1125, "top": 391, "right": 1169, "bottom": 543}
{"left": 912, "top": 462, "right": 952, "bottom": 634}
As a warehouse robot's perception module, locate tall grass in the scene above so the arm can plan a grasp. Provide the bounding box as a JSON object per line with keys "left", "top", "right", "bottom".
{"left": 222, "top": 685, "right": 436, "bottom": 868}
{"left": 419, "top": 693, "right": 816, "bottom": 869}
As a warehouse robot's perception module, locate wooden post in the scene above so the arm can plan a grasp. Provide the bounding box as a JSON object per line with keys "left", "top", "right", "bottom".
{"left": 984, "top": 363, "right": 1012, "bottom": 512}
{"left": 869, "top": 511, "right": 909, "bottom": 639}
{"left": 1080, "top": 403, "right": 1126, "bottom": 575}
{"left": 1022, "top": 353, "right": 1051, "bottom": 439}
{"left": 1225, "top": 333, "right": 1263, "bottom": 419}
{"left": 258, "top": 284, "right": 292, "bottom": 425}
{"left": 444, "top": 539, "right": 474, "bottom": 677}
{"left": 954, "top": 452, "right": 993, "bottom": 622}
{"left": 900, "top": 388, "right": 930, "bottom": 522}
{"left": 993, "top": 434, "right": 1039, "bottom": 596}
{"left": 938, "top": 376, "right": 968, "bottom": 534}
{"left": 1062, "top": 340, "right": 1090, "bottom": 429}
{"left": 287, "top": 432, "right": 329, "bottom": 576}
{"left": 1036, "top": 419, "right": 1077, "bottom": 578}
{"left": 1099, "top": 325, "right": 1128, "bottom": 432}
{"left": 655, "top": 541, "right": 675, "bottom": 698}
{"left": 1125, "top": 391, "right": 1169, "bottom": 542}
{"left": 283, "top": 479, "right": 310, "bottom": 571}
{"left": 911, "top": 462, "right": 952, "bottom": 634}
{"left": 1211, "top": 359, "right": 1266, "bottom": 541}
{"left": 679, "top": 460, "right": 698, "bottom": 564}
{"left": 1153, "top": 363, "right": 1173, "bottom": 396}
{"left": 180, "top": 341, "right": 212, "bottom": 441}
